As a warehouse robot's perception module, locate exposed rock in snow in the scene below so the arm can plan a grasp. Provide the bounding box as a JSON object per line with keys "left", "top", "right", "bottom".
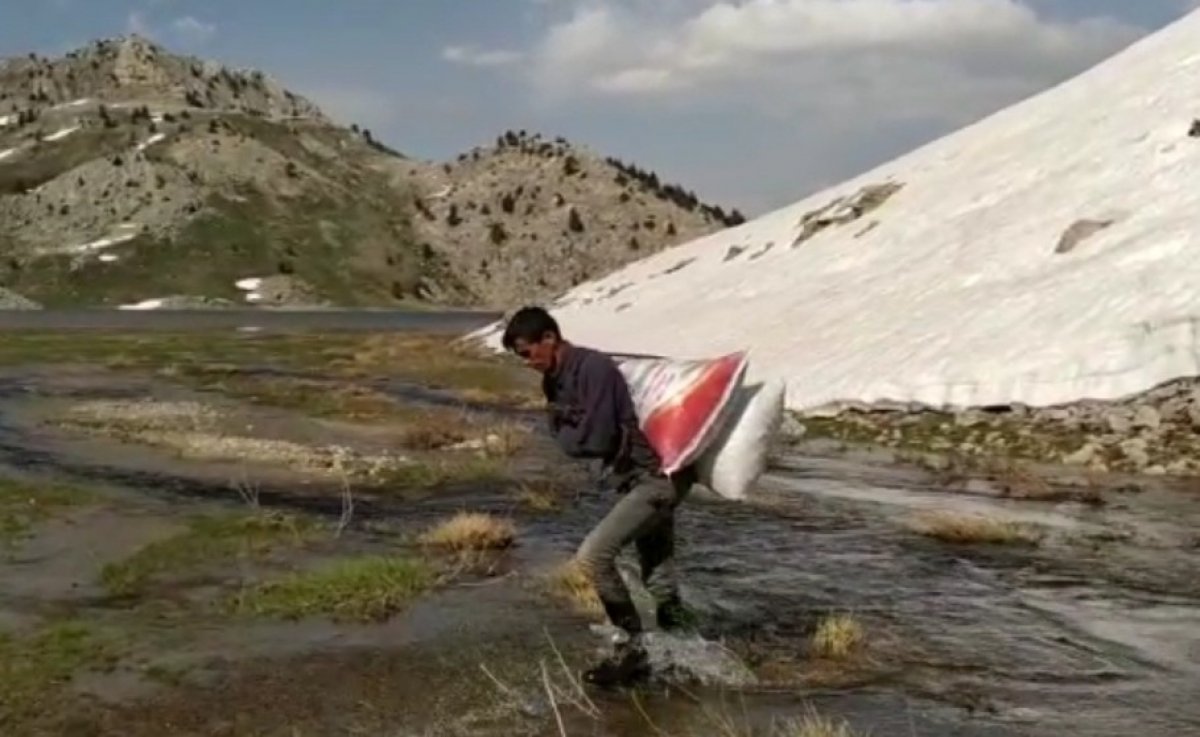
{"left": 469, "top": 10, "right": 1200, "bottom": 414}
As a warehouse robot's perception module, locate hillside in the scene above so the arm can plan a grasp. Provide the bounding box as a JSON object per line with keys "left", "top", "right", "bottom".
{"left": 0, "top": 36, "right": 739, "bottom": 310}
{"left": 469, "top": 9, "right": 1200, "bottom": 417}
{"left": 405, "top": 130, "right": 743, "bottom": 308}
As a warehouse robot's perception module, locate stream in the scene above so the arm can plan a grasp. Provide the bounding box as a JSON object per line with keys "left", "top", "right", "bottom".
{"left": 0, "top": 361, "right": 1198, "bottom": 735}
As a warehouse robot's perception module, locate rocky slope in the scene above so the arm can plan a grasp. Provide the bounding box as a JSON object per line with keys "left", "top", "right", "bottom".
{"left": 794, "top": 376, "right": 1200, "bottom": 477}
{"left": 0, "top": 36, "right": 739, "bottom": 310}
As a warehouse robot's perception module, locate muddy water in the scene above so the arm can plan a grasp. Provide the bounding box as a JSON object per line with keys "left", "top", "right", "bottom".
{"left": 2, "top": 370, "right": 1200, "bottom": 735}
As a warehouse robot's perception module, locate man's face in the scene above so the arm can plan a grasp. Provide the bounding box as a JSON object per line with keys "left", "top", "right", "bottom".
{"left": 511, "top": 332, "right": 558, "bottom": 374}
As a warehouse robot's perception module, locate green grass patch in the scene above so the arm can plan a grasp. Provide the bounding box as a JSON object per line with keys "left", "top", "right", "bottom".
{"left": 0, "top": 478, "right": 94, "bottom": 546}
{"left": 368, "top": 454, "right": 509, "bottom": 493}
{"left": 228, "top": 555, "right": 436, "bottom": 622}
{"left": 0, "top": 620, "right": 121, "bottom": 727}
{"left": 100, "top": 511, "right": 317, "bottom": 597}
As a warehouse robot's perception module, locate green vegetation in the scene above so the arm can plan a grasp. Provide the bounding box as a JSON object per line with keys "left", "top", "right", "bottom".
{"left": 100, "top": 511, "right": 316, "bottom": 596}
{"left": 0, "top": 620, "right": 121, "bottom": 726}
{"left": 228, "top": 555, "right": 436, "bottom": 622}
{"left": 0, "top": 126, "right": 130, "bottom": 195}
{"left": 0, "top": 478, "right": 94, "bottom": 546}
{"left": 0, "top": 331, "right": 538, "bottom": 408}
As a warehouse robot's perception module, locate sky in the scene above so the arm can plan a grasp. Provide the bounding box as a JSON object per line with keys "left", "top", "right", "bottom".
{"left": 0, "top": 1, "right": 1195, "bottom": 215}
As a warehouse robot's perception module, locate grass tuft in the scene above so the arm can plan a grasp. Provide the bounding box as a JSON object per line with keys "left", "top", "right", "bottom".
{"left": 910, "top": 510, "right": 1039, "bottom": 545}
{"left": 810, "top": 613, "right": 866, "bottom": 660}
{"left": 419, "top": 512, "right": 516, "bottom": 552}
{"left": 542, "top": 559, "right": 604, "bottom": 617}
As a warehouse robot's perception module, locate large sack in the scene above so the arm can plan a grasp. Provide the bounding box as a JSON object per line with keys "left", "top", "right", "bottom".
{"left": 694, "top": 379, "right": 786, "bottom": 500}
{"left": 616, "top": 352, "right": 747, "bottom": 475}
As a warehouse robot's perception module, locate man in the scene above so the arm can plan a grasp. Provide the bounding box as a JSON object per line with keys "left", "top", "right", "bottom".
{"left": 501, "top": 305, "right": 695, "bottom": 687}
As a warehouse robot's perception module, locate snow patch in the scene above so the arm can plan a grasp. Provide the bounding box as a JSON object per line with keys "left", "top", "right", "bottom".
{"left": 136, "top": 132, "right": 167, "bottom": 152}
{"left": 469, "top": 9, "right": 1200, "bottom": 413}
{"left": 52, "top": 98, "right": 91, "bottom": 110}
{"left": 98, "top": 254, "right": 119, "bottom": 263}
{"left": 0, "top": 114, "right": 13, "bottom": 127}
{"left": 118, "top": 299, "right": 165, "bottom": 311}
{"left": 0, "top": 148, "right": 15, "bottom": 162}
{"left": 235, "top": 277, "right": 263, "bottom": 291}
{"left": 42, "top": 125, "right": 81, "bottom": 142}
{"left": 65, "top": 229, "right": 138, "bottom": 255}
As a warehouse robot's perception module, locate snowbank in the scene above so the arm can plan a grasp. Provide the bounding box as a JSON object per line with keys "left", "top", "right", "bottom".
{"left": 469, "top": 10, "right": 1200, "bottom": 412}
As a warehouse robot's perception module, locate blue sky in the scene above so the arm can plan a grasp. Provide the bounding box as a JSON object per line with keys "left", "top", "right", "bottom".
{"left": 0, "top": 1, "right": 1194, "bottom": 214}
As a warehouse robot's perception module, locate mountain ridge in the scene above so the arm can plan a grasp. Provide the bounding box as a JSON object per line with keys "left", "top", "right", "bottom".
{"left": 0, "top": 35, "right": 741, "bottom": 310}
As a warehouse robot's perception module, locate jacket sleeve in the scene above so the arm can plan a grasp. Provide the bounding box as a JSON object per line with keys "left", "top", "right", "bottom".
{"left": 554, "top": 353, "right": 627, "bottom": 460}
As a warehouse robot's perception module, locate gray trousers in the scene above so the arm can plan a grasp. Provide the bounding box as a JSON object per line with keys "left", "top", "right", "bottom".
{"left": 576, "top": 466, "right": 695, "bottom": 635}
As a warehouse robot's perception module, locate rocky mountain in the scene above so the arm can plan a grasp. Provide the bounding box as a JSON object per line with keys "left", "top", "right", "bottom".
{"left": 0, "top": 36, "right": 740, "bottom": 310}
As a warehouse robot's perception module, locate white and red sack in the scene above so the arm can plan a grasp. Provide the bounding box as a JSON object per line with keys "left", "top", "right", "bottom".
{"left": 615, "top": 352, "right": 785, "bottom": 500}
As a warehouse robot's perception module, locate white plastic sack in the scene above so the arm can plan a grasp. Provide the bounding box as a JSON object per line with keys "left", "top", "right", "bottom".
{"left": 616, "top": 352, "right": 747, "bottom": 475}
{"left": 694, "top": 379, "right": 786, "bottom": 500}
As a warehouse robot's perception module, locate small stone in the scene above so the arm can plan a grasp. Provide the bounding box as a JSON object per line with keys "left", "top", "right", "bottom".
{"left": 1063, "top": 443, "right": 1098, "bottom": 465}
{"left": 1105, "top": 410, "right": 1133, "bottom": 434}
{"left": 1187, "top": 402, "right": 1200, "bottom": 430}
{"left": 1132, "top": 405, "right": 1161, "bottom": 431}
{"left": 1118, "top": 438, "right": 1151, "bottom": 469}
{"left": 1166, "top": 459, "right": 1193, "bottom": 475}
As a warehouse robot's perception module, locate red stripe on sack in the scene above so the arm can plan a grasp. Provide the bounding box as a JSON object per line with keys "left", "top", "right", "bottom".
{"left": 642, "top": 353, "right": 743, "bottom": 470}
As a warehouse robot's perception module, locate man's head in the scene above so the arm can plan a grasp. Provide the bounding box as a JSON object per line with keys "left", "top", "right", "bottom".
{"left": 502, "top": 306, "right": 563, "bottom": 374}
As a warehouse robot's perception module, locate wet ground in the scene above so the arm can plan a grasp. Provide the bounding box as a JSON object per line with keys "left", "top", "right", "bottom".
{"left": 1, "top": 330, "right": 1199, "bottom": 736}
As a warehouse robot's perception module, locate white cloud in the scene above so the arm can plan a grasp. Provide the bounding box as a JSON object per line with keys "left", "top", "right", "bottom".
{"left": 125, "top": 10, "right": 217, "bottom": 48}
{"left": 170, "top": 16, "right": 217, "bottom": 46}
{"left": 522, "top": 0, "right": 1142, "bottom": 117}
{"left": 442, "top": 45, "right": 523, "bottom": 67}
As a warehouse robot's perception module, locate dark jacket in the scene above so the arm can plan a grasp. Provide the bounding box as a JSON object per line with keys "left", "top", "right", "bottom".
{"left": 542, "top": 344, "right": 660, "bottom": 478}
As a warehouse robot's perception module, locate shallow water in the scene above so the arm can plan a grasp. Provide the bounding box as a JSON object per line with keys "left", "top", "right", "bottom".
{"left": 2, "top": 369, "right": 1199, "bottom": 735}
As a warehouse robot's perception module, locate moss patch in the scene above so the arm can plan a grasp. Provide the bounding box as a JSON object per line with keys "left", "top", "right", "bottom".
{"left": 100, "top": 511, "right": 317, "bottom": 597}
{"left": 0, "top": 478, "right": 94, "bottom": 546}
{"left": 228, "top": 555, "right": 436, "bottom": 622}
{"left": 0, "top": 620, "right": 121, "bottom": 727}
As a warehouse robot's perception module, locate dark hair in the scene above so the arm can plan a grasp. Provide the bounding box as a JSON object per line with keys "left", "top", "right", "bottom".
{"left": 502, "top": 305, "right": 560, "bottom": 350}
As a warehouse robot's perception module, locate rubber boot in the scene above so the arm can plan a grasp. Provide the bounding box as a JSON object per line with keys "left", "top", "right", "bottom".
{"left": 583, "top": 638, "right": 650, "bottom": 688}
{"left": 655, "top": 595, "right": 695, "bottom": 632}
{"left": 584, "top": 599, "right": 650, "bottom": 688}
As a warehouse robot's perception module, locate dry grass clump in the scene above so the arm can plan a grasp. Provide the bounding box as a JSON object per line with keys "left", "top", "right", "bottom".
{"left": 515, "top": 478, "right": 570, "bottom": 511}
{"left": 910, "top": 510, "right": 1038, "bottom": 545}
{"left": 419, "top": 512, "right": 516, "bottom": 552}
{"left": 775, "top": 709, "right": 863, "bottom": 737}
{"left": 810, "top": 613, "right": 866, "bottom": 660}
{"left": 542, "top": 559, "right": 604, "bottom": 617}
{"left": 397, "top": 411, "right": 528, "bottom": 457}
